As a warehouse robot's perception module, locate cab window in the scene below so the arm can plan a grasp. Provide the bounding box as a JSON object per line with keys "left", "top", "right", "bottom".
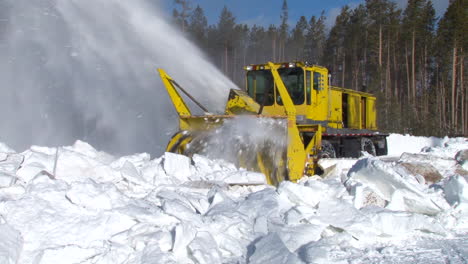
{"left": 247, "top": 70, "right": 274, "bottom": 106}
{"left": 277, "top": 67, "right": 305, "bottom": 105}
{"left": 313, "top": 72, "right": 323, "bottom": 91}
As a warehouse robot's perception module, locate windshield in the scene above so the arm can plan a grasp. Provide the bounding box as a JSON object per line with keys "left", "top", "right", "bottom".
{"left": 246, "top": 67, "right": 305, "bottom": 106}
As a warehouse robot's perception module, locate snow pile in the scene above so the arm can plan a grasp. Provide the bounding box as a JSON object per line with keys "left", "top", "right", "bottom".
{"left": 0, "top": 135, "right": 467, "bottom": 263}
{"left": 386, "top": 134, "right": 446, "bottom": 156}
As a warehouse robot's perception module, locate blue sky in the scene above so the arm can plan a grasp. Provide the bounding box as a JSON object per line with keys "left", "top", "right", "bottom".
{"left": 162, "top": 0, "right": 449, "bottom": 29}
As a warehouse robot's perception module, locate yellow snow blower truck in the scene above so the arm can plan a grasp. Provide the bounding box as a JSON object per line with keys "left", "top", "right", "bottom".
{"left": 158, "top": 62, "right": 387, "bottom": 185}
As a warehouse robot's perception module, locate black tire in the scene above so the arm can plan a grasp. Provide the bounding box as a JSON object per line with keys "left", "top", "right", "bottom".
{"left": 361, "top": 137, "right": 376, "bottom": 156}
{"left": 375, "top": 137, "right": 388, "bottom": 156}
{"left": 319, "top": 140, "right": 336, "bottom": 159}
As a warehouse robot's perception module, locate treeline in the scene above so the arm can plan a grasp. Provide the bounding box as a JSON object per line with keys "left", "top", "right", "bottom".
{"left": 173, "top": 0, "right": 467, "bottom": 137}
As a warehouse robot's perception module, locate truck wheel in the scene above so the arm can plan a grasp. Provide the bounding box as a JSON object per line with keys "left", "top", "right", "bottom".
{"left": 319, "top": 140, "right": 336, "bottom": 158}
{"left": 361, "top": 137, "right": 376, "bottom": 156}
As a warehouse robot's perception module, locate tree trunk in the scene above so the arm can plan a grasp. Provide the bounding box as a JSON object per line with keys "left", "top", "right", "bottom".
{"left": 272, "top": 34, "right": 276, "bottom": 62}
{"left": 363, "top": 30, "right": 368, "bottom": 90}
{"left": 423, "top": 45, "right": 428, "bottom": 117}
{"left": 442, "top": 80, "right": 446, "bottom": 131}
{"left": 233, "top": 47, "right": 237, "bottom": 81}
{"left": 278, "top": 40, "right": 282, "bottom": 62}
{"left": 224, "top": 43, "right": 228, "bottom": 75}
{"left": 342, "top": 51, "right": 346, "bottom": 88}
{"left": 243, "top": 45, "right": 247, "bottom": 70}
{"left": 460, "top": 50, "right": 465, "bottom": 135}
{"left": 405, "top": 43, "right": 411, "bottom": 105}
{"left": 436, "top": 64, "right": 441, "bottom": 132}
{"left": 411, "top": 30, "right": 416, "bottom": 106}
{"left": 451, "top": 42, "right": 457, "bottom": 132}
{"left": 354, "top": 55, "right": 360, "bottom": 90}
{"left": 379, "top": 25, "right": 382, "bottom": 67}
{"left": 386, "top": 37, "right": 391, "bottom": 98}
{"left": 393, "top": 32, "right": 398, "bottom": 99}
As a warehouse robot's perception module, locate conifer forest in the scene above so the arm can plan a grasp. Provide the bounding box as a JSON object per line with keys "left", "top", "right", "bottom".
{"left": 172, "top": 0, "right": 467, "bottom": 137}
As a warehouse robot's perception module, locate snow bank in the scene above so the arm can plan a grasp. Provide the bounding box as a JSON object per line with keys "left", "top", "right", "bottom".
{"left": 387, "top": 133, "right": 468, "bottom": 157}
{"left": 0, "top": 135, "right": 466, "bottom": 263}
{"left": 387, "top": 134, "right": 446, "bottom": 156}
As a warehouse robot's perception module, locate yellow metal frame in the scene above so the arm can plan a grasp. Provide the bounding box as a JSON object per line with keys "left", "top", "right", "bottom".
{"left": 224, "top": 89, "right": 260, "bottom": 115}
{"left": 158, "top": 69, "right": 191, "bottom": 117}
{"left": 268, "top": 62, "right": 306, "bottom": 182}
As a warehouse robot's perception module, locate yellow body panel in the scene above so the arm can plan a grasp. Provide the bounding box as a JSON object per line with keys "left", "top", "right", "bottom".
{"left": 366, "top": 97, "right": 377, "bottom": 130}
{"left": 329, "top": 90, "right": 343, "bottom": 129}
{"left": 348, "top": 94, "right": 361, "bottom": 129}
{"left": 307, "top": 67, "right": 329, "bottom": 122}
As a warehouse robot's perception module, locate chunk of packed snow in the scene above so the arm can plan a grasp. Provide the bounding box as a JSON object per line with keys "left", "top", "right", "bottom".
{"left": 0, "top": 224, "right": 22, "bottom": 264}
{"left": 347, "top": 158, "right": 442, "bottom": 215}
{"left": 39, "top": 245, "right": 104, "bottom": 264}
{"left": 0, "top": 174, "right": 16, "bottom": 188}
{"left": 444, "top": 175, "right": 468, "bottom": 209}
{"left": 398, "top": 152, "right": 457, "bottom": 177}
{"left": 277, "top": 181, "right": 324, "bottom": 208}
{"left": 364, "top": 207, "right": 446, "bottom": 237}
{"left": 163, "top": 152, "right": 192, "bottom": 182}
{"left": 187, "top": 231, "right": 222, "bottom": 264}
{"left": 455, "top": 149, "right": 468, "bottom": 170}
{"left": 248, "top": 233, "right": 303, "bottom": 264}
{"left": 296, "top": 233, "right": 356, "bottom": 264}
{"left": 318, "top": 158, "right": 358, "bottom": 180}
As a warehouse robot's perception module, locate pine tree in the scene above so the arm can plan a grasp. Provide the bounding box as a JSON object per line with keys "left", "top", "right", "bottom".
{"left": 400, "top": 0, "right": 436, "bottom": 133}
{"left": 188, "top": 5, "right": 208, "bottom": 48}
{"left": 346, "top": 4, "right": 367, "bottom": 91}
{"left": 324, "top": 6, "right": 351, "bottom": 87}
{"left": 364, "top": 0, "right": 401, "bottom": 131}
{"left": 248, "top": 25, "right": 266, "bottom": 63}
{"left": 304, "top": 12, "right": 326, "bottom": 65}
{"left": 232, "top": 24, "right": 250, "bottom": 84}
{"left": 435, "top": 0, "right": 467, "bottom": 135}
{"left": 217, "top": 6, "right": 236, "bottom": 76}
{"left": 279, "top": 0, "right": 289, "bottom": 61}
{"left": 289, "top": 16, "right": 308, "bottom": 60}
{"left": 266, "top": 25, "right": 279, "bottom": 62}
{"left": 173, "top": 0, "right": 192, "bottom": 32}
{"left": 365, "top": 0, "right": 400, "bottom": 91}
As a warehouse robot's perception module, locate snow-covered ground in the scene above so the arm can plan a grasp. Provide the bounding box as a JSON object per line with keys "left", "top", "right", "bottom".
{"left": 0, "top": 134, "right": 467, "bottom": 264}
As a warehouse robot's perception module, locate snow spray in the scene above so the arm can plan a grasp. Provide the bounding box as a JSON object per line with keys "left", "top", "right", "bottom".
{"left": 186, "top": 116, "right": 288, "bottom": 170}
{"left": 0, "top": 0, "right": 236, "bottom": 155}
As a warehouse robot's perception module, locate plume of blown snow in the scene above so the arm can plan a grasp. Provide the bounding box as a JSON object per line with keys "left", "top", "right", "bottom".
{"left": 0, "top": 0, "right": 237, "bottom": 156}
